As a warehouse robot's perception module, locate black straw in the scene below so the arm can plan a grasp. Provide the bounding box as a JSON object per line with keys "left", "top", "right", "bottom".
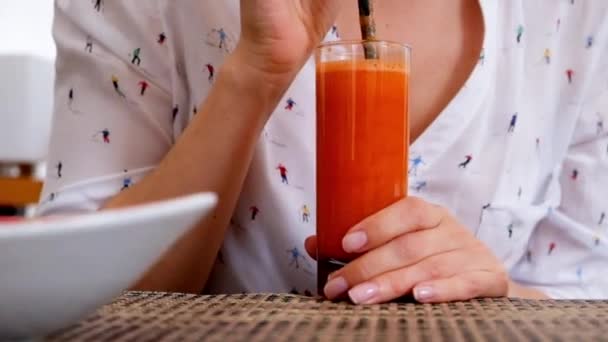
{"left": 358, "top": 0, "right": 377, "bottom": 59}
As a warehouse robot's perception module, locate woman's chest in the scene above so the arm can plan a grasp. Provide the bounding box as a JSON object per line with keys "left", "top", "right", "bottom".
{"left": 333, "top": 0, "right": 485, "bottom": 142}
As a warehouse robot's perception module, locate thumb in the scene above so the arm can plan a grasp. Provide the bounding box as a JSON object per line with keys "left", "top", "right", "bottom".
{"left": 304, "top": 235, "right": 318, "bottom": 260}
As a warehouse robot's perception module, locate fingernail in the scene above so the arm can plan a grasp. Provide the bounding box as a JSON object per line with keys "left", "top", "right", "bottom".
{"left": 327, "top": 271, "right": 338, "bottom": 280}
{"left": 348, "top": 282, "right": 379, "bottom": 304}
{"left": 324, "top": 277, "right": 349, "bottom": 299}
{"left": 414, "top": 286, "right": 434, "bottom": 302}
{"left": 342, "top": 231, "right": 368, "bottom": 253}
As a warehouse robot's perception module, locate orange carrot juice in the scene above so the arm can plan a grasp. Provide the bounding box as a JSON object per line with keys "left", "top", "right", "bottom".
{"left": 316, "top": 55, "right": 409, "bottom": 293}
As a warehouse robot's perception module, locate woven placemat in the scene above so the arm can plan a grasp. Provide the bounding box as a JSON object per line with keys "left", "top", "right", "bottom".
{"left": 49, "top": 292, "right": 608, "bottom": 341}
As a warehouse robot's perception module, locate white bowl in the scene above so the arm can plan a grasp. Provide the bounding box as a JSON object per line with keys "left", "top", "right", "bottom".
{"left": 0, "top": 192, "right": 217, "bottom": 339}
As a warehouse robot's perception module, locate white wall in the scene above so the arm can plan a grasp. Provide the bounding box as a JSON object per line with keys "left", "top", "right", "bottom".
{"left": 0, "top": 1, "right": 55, "bottom": 184}
{"left": 0, "top": 1, "right": 56, "bottom": 60}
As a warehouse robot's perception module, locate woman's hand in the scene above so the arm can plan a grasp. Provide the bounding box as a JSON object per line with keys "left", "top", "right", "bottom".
{"left": 306, "top": 197, "right": 510, "bottom": 304}
{"left": 236, "top": 0, "right": 343, "bottom": 85}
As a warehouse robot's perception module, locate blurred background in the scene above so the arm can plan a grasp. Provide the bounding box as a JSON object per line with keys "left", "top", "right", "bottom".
{"left": 0, "top": 1, "right": 55, "bottom": 217}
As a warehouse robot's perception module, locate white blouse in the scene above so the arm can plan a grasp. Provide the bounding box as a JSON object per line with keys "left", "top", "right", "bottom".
{"left": 40, "top": 0, "right": 608, "bottom": 299}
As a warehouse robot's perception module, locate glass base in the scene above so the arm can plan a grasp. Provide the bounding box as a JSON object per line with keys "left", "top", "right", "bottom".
{"left": 317, "top": 258, "right": 347, "bottom": 296}
{"left": 317, "top": 258, "right": 418, "bottom": 302}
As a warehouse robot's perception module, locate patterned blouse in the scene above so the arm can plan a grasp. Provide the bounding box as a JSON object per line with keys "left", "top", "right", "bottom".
{"left": 40, "top": 0, "right": 608, "bottom": 298}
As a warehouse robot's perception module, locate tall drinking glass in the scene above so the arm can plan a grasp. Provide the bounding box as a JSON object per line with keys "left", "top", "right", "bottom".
{"left": 316, "top": 41, "right": 411, "bottom": 294}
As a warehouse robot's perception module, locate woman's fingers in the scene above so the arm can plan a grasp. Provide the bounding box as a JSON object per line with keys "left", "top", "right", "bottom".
{"left": 413, "top": 271, "right": 509, "bottom": 304}
{"left": 318, "top": 196, "right": 508, "bottom": 304}
{"left": 342, "top": 197, "right": 445, "bottom": 254}
{"left": 324, "top": 223, "right": 475, "bottom": 299}
{"left": 304, "top": 236, "right": 317, "bottom": 260}
{"left": 329, "top": 245, "right": 497, "bottom": 303}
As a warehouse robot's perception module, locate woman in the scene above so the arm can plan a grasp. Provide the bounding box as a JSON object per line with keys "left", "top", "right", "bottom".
{"left": 40, "top": 0, "right": 608, "bottom": 304}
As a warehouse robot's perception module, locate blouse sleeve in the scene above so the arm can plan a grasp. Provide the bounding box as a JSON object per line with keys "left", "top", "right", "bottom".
{"left": 511, "top": 88, "right": 608, "bottom": 299}
{"left": 508, "top": 10, "right": 608, "bottom": 298}
{"left": 37, "top": 1, "right": 174, "bottom": 215}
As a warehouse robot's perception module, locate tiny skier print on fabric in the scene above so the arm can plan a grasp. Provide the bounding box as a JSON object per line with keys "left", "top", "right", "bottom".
{"left": 92, "top": 129, "right": 111, "bottom": 144}
{"left": 544, "top": 48, "right": 551, "bottom": 64}
{"left": 566, "top": 69, "right": 574, "bottom": 84}
{"left": 516, "top": 25, "right": 524, "bottom": 44}
{"left": 409, "top": 156, "right": 425, "bottom": 176}
{"left": 55, "top": 162, "right": 63, "bottom": 179}
{"left": 249, "top": 206, "right": 260, "bottom": 221}
{"left": 508, "top": 113, "right": 518, "bottom": 133}
{"left": 158, "top": 32, "right": 166, "bottom": 45}
{"left": 548, "top": 242, "right": 556, "bottom": 255}
{"left": 518, "top": 187, "right": 523, "bottom": 199}
{"left": 40, "top": 192, "right": 58, "bottom": 206}
{"left": 172, "top": 106, "right": 179, "bottom": 122}
{"left": 205, "top": 64, "right": 215, "bottom": 83}
{"left": 571, "top": 169, "right": 579, "bottom": 180}
{"left": 478, "top": 203, "right": 492, "bottom": 225}
{"left": 112, "top": 75, "right": 126, "bottom": 98}
{"left": 130, "top": 48, "right": 142, "bottom": 66}
{"left": 277, "top": 164, "right": 289, "bottom": 184}
{"left": 283, "top": 97, "right": 304, "bottom": 116}
{"left": 138, "top": 80, "right": 149, "bottom": 96}
{"left": 93, "top": 0, "right": 103, "bottom": 12}
{"left": 122, "top": 170, "right": 132, "bottom": 191}
{"left": 411, "top": 181, "right": 427, "bottom": 192}
{"left": 205, "top": 28, "right": 235, "bottom": 53}
{"left": 576, "top": 266, "right": 583, "bottom": 283}
{"left": 586, "top": 35, "right": 594, "bottom": 49}
{"left": 301, "top": 205, "right": 310, "bottom": 223}
{"left": 68, "top": 88, "right": 83, "bottom": 114}
{"left": 285, "top": 98, "right": 296, "bottom": 111}
{"left": 85, "top": 36, "right": 93, "bottom": 53}
{"left": 593, "top": 234, "right": 601, "bottom": 246}
{"left": 331, "top": 25, "right": 340, "bottom": 38}
{"left": 458, "top": 155, "right": 473, "bottom": 168}
{"left": 286, "top": 247, "right": 313, "bottom": 275}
